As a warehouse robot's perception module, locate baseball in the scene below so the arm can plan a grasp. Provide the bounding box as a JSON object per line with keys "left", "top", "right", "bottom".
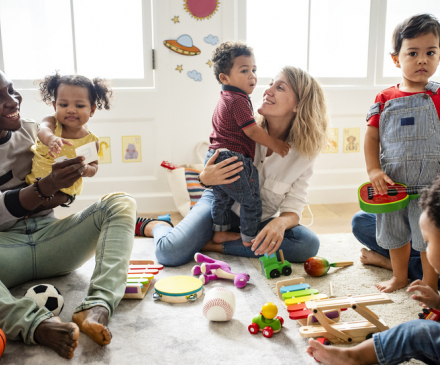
{"left": 202, "top": 287, "right": 236, "bottom": 321}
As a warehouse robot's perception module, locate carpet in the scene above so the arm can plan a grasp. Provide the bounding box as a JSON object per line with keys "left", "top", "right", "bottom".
{"left": 1, "top": 233, "right": 427, "bottom": 365}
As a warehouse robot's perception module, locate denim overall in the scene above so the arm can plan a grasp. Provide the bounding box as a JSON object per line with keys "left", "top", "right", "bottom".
{"left": 366, "top": 81, "right": 440, "bottom": 251}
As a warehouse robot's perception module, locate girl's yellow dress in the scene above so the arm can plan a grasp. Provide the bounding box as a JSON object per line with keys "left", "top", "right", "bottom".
{"left": 26, "top": 118, "right": 99, "bottom": 196}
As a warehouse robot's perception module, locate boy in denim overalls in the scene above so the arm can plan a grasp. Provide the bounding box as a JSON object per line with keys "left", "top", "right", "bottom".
{"left": 365, "top": 14, "right": 440, "bottom": 293}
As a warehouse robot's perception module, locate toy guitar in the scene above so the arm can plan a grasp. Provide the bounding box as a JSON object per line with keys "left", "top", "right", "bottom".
{"left": 358, "top": 182, "right": 428, "bottom": 214}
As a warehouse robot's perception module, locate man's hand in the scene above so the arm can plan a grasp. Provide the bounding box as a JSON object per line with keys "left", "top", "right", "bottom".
{"left": 29, "top": 192, "right": 70, "bottom": 214}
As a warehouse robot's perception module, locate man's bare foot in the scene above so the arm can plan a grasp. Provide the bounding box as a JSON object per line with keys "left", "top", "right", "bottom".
{"left": 376, "top": 276, "right": 408, "bottom": 293}
{"left": 72, "top": 306, "right": 112, "bottom": 345}
{"left": 360, "top": 248, "right": 392, "bottom": 270}
{"left": 34, "top": 317, "right": 79, "bottom": 359}
{"left": 307, "top": 339, "right": 361, "bottom": 365}
{"left": 212, "top": 231, "right": 241, "bottom": 244}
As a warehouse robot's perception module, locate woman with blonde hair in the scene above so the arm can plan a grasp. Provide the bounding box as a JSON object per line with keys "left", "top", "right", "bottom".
{"left": 139, "top": 66, "right": 329, "bottom": 265}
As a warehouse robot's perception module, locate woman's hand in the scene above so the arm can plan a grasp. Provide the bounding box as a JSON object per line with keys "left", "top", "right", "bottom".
{"left": 407, "top": 280, "right": 440, "bottom": 310}
{"left": 199, "top": 150, "right": 244, "bottom": 187}
{"left": 251, "top": 217, "right": 287, "bottom": 256}
{"left": 38, "top": 156, "right": 87, "bottom": 197}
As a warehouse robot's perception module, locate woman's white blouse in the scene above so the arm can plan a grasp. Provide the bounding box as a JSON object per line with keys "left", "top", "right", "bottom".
{"left": 232, "top": 143, "right": 315, "bottom": 222}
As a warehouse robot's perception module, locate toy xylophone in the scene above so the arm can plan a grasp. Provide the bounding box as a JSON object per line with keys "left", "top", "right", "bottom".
{"left": 123, "top": 260, "right": 164, "bottom": 299}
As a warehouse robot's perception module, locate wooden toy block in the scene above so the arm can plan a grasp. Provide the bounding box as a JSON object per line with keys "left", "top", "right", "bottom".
{"left": 280, "top": 283, "right": 310, "bottom": 294}
{"left": 299, "top": 293, "right": 393, "bottom": 344}
{"left": 285, "top": 294, "right": 328, "bottom": 306}
{"left": 282, "top": 288, "right": 319, "bottom": 300}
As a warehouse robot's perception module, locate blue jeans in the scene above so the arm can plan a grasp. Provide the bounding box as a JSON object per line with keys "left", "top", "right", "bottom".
{"left": 351, "top": 211, "right": 440, "bottom": 288}
{"left": 206, "top": 149, "right": 261, "bottom": 242}
{"left": 374, "top": 320, "right": 440, "bottom": 365}
{"left": 153, "top": 189, "right": 319, "bottom": 266}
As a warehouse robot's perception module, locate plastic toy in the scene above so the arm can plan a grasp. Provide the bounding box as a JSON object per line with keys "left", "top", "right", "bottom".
{"left": 358, "top": 182, "right": 428, "bottom": 214}
{"left": 248, "top": 302, "right": 284, "bottom": 338}
{"left": 0, "top": 329, "right": 5, "bottom": 358}
{"left": 153, "top": 276, "right": 203, "bottom": 303}
{"left": 304, "top": 256, "right": 353, "bottom": 277}
{"left": 24, "top": 284, "right": 64, "bottom": 316}
{"left": 202, "top": 287, "right": 236, "bottom": 321}
{"left": 124, "top": 260, "right": 163, "bottom": 299}
{"left": 160, "top": 160, "right": 179, "bottom": 170}
{"left": 418, "top": 308, "right": 440, "bottom": 321}
{"left": 259, "top": 250, "right": 292, "bottom": 279}
{"left": 191, "top": 253, "right": 250, "bottom": 289}
{"left": 299, "top": 293, "right": 393, "bottom": 344}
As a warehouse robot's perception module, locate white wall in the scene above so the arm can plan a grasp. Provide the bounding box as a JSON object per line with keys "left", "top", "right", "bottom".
{"left": 17, "top": 0, "right": 385, "bottom": 215}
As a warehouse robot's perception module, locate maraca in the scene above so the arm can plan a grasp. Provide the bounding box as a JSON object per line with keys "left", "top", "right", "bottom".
{"left": 304, "top": 256, "right": 353, "bottom": 277}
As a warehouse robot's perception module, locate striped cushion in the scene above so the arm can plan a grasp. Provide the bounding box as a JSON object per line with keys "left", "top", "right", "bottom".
{"left": 185, "top": 168, "right": 205, "bottom": 209}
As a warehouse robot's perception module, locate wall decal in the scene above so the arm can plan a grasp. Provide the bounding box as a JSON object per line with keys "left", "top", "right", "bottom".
{"left": 204, "top": 34, "right": 219, "bottom": 45}
{"left": 206, "top": 60, "right": 213, "bottom": 68}
{"left": 164, "top": 34, "right": 201, "bottom": 56}
{"left": 184, "top": 0, "right": 219, "bottom": 20}
{"left": 98, "top": 137, "right": 111, "bottom": 164}
{"left": 188, "top": 70, "right": 202, "bottom": 81}
{"left": 322, "top": 128, "right": 338, "bottom": 154}
{"left": 171, "top": 15, "right": 180, "bottom": 23}
{"left": 343, "top": 128, "right": 360, "bottom": 153}
{"left": 122, "top": 135, "right": 142, "bottom": 163}
{"left": 176, "top": 65, "right": 183, "bottom": 73}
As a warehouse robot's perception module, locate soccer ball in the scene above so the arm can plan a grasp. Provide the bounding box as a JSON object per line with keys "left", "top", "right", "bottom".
{"left": 24, "top": 284, "right": 64, "bottom": 316}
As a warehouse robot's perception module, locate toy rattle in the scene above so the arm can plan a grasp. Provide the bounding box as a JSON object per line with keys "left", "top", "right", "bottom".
{"left": 304, "top": 256, "right": 353, "bottom": 277}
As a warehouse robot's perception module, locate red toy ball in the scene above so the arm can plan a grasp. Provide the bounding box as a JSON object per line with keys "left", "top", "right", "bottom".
{"left": 0, "top": 328, "right": 6, "bottom": 358}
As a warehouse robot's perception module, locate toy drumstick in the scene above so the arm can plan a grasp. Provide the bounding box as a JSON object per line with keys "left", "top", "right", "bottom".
{"left": 329, "top": 281, "right": 335, "bottom": 298}
{"left": 304, "top": 256, "right": 353, "bottom": 277}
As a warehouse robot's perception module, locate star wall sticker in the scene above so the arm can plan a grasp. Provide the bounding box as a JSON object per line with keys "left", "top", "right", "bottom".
{"left": 206, "top": 60, "right": 213, "bottom": 68}
{"left": 172, "top": 16, "right": 180, "bottom": 23}
{"left": 176, "top": 65, "right": 183, "bottom": 73}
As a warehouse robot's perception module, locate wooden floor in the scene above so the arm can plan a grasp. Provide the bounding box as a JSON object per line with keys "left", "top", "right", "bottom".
{"left": 141, "top": 202, "right": 360, "bottom": 235}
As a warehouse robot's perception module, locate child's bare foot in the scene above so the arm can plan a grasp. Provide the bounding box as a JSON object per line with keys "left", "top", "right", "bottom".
{"left": 34, "top": 317, "right": 79, "bottom": 359}
{"left": 213, "top": 231, "right": 241, "bottom": 244}
{"left": 307, "top": 339, "right": 360, "bottom": 365}
{"left": 242, "top": 241, "right": 252, "bottom": 247}
{"left": 376, "top": 276, "right": 408, "bottom": 293}
{"left": 72, "top": 306, "right": 112, "bottom": 345}
{"left": 360, "top": 248, "right": 392, "bottom": 270}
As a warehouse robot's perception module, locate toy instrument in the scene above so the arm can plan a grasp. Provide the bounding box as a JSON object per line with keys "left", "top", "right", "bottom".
{"left": 304, "top": 256, "right": 353, "bottom": 277}
{"left": 358, "top": 182, "right": 427, "bottom": 214}
{"left": 153, "top": 276, "right": 203, "bottom": 303}
{"left": 123, "top": 260, "right": 163, "bottom": 299}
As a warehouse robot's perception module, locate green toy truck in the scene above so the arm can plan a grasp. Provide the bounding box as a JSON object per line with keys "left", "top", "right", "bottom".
{"left": 259, "top": 249, "right": 292, "bottom": 279}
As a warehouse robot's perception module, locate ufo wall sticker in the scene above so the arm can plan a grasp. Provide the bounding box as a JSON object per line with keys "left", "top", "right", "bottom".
{"left": 163, "top": 34, "right": 201, "bottom": 56}
{"left": 184, "top": 0, "right": 219, "bottom": 20}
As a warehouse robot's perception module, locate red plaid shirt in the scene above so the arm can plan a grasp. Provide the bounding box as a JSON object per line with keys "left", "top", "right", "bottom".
{"left": 209, "top": 85, "right": 256, "bottom": 159}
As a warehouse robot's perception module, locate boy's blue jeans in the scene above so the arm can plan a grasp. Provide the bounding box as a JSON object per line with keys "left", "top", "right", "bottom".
{"left": 374, "top": 320, "right": 440, "bottom": 365}
{"left": 205, "top": 149, "right": 262, "bottom": 242}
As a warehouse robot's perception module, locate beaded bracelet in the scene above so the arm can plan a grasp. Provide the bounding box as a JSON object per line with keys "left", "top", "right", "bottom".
{"left": 197, "top": 174, "right": 212, "bottom": 189}
{"left": 33, "top": 177, "right": 54, "bottom": 201}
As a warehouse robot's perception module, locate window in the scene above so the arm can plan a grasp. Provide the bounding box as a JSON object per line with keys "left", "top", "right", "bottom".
{"left": 241, "top": 0, "right": 440, "bottom": 86}
{"left": 0, "top": 0, "right": 154, "bottom": 88}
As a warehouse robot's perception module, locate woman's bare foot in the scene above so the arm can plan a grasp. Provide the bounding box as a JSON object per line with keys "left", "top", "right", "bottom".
{"left": 376, "top": 276, "right": 408, "bottom": 293}
{"left": 34, "top": 317, "right": 79, "bottom": 359}
{"left": 72, "top": 306, "right": 112, "bottom": 345}
{"left": 212, "top": 231, "right": 241, "bottom": 244}
{"left": 307, "top": 339, "right": 361, "bottom": 365}
{"left": 360, "top": 248, "right": 392, "bottom": 270}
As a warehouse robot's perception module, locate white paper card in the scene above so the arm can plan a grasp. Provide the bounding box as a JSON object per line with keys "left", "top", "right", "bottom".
{"left": 54, "top": 156, "right": 68, "bottom": 163}
{"left": 75, "top": 142, "right": 98, "bottom": 164}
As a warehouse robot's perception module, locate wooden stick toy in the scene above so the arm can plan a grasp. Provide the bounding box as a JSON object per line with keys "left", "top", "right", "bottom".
{"left": 329, "top": 281, "right": 335, "bottom": 298}
{"left": 123, "top": 260, "right": 163, "bottom": 299}
{"left": 304, "top": 256, "right": 353, "bottom": 277}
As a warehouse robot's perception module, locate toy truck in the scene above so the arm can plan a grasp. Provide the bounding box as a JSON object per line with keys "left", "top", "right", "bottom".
{"left": 259, "top": 249, "right": 292, "bottom": 279}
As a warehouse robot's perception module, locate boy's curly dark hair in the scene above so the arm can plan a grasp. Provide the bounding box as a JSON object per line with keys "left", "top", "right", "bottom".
{"left": 211, "top": 41, "right": 254, "bottom": 84}
{"left": 419, "top": 176, "right": 440, "bottom": 231}
{"left": 392, "top": 13, "right": 440, "bottom": 56}
{"left": 39, "top": 71, "right": 112, "bottom": 110}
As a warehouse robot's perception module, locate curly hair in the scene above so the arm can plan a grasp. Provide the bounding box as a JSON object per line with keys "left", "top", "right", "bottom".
{"left": 211, "top": 41, "right": 254, "bottom": 84}
{"left": 419, "top": 176, "right": 440, "bottom": 231}
{"left": 392, "top": 13, "right": 440, "bottom": 56}
{"left": 257, "top": 66, "right": 329, "bottom": 158}
{"left": 38, "top": 71, "right": 112, "bottom": 110}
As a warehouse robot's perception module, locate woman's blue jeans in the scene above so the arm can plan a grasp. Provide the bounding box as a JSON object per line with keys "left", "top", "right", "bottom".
{"left": 374, "top": 320, "right": 440, "bottom": 365}
{"left": 153, "top": 189, "right": 320, "bottom": 266}
{"left": 352, "top": 211, "right": 440, "bottom": 288}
